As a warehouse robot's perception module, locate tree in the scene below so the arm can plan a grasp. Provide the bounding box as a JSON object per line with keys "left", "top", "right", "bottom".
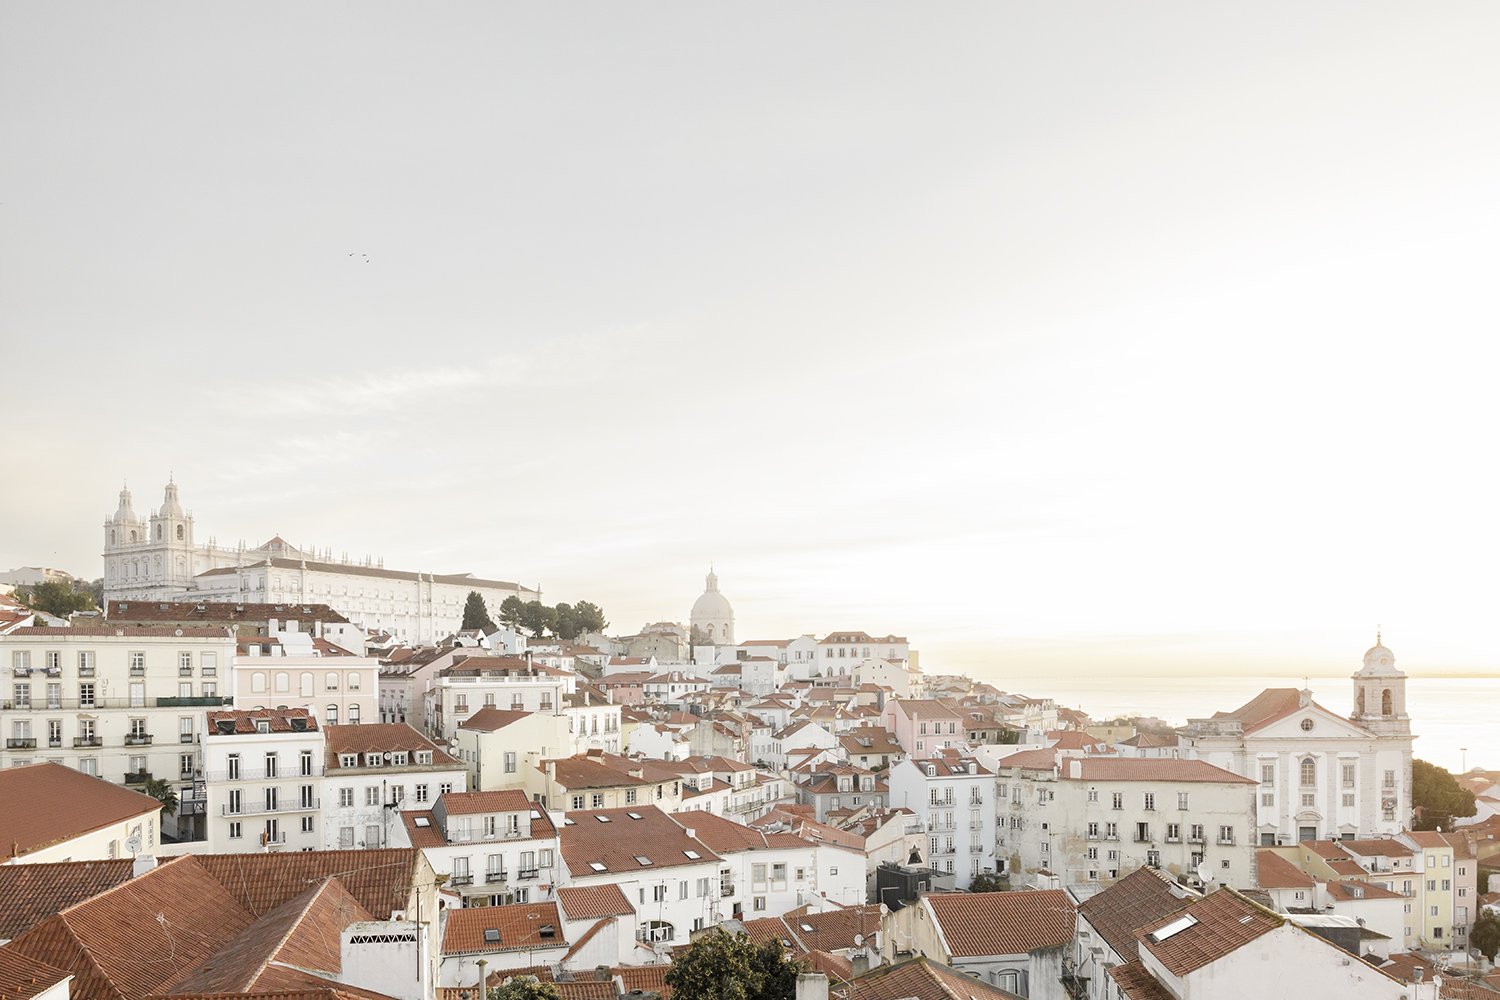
{"left": 553, "top": 603, "right": 580, "bottom": 641}
{"left": 1473, "top": 911, "right": 1500, "bottom": 961}
{"left": 572, "top": 600, "right": 608, "bottom": 634}
{"left": 141, "top": 777, "right": 179, "bottom": 817}
{"left": 15, "top": 579, "right": 96, "bottom": 617}
{"left": 498, "top": 595, "right": 526, "bottom": 631}
{"left": 486, "top": 977, "right": 560, "bottom": 1000}
{"left": 461, "top": 591, "right": 497, "bottom": 633}
{"left": 968, "top": 871, "right": 1010, "bottom": 893}
{"left": 665, "top": 929, "right": 805, "bottom": 1000}
{"left": 1411, "top": 759, "right": 1476, "bottom": 831}
{"left": 519, "top": 600, "right": 556, "bottom": 637}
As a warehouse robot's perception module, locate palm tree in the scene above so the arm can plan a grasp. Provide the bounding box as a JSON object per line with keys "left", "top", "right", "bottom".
{"left": 141, "top": 777, "right": 179, "bottom": 817}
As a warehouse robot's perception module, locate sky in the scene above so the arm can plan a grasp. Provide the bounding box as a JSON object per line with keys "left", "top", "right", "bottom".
{"left": 3, "top": 2, "right": 1500, "bottom": 680}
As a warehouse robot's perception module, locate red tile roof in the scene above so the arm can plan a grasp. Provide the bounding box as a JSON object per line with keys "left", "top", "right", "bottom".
{"left": 7, "top": 625, "right": 232, "bottom": 638}
{"left": 838, "top": 958, "right": 1021, "bottom": 1000}
{"left": 0, "top": 858, "right": 136, "bottom": 941}
{"left": 441, "top": 903, "right": 566, "bottom": 954}
{"left": 194, "top": 848, "right": 419, "bottom": 918}
{"left": 0, "top": 763, "right": 162, "bottom": 861}
{"left": 556, "top": 884, "right": 635, "bottom": 920}
{"left": 0, "top": 949, "right": 71, "bottom": 1000}
{"left": 323, "top": 723, "right": 459, "bottom": 769}
{"left": 1135, "top": 888, "right": 1282, "bottom": 976}
{"left": 1066, "top": 759, "right": 1256, "bottom": 784}
{"left": 923, "top": 890, "right": 1074, "bottom": 957}
{"left": 206, "top": 707, "right": 318, "bottom": 735}
{"left": 559, "top": 806, "right": 720, "bottom": 876}
{"left": 106, "top": 600, "right": 351, "bottom": 625}
{"left": 1076, "top": 868, "right": 1191, "bottom": 961}
{"left": 1254, "top": 851, "right": 1315, "bottom": 889}
{"left": 1106, "top": 961, "right": 1174, "bottom": 1000}
{"left": 439, "top": 789, "right": 532, "bottom": 815}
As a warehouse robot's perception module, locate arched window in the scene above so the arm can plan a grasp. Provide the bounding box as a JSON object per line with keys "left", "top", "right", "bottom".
{"left": 326, "top": 704, "right": 338, "bottom": 725}
{"left": 349, "top": 704, "right": 361, "bottom": 724}
{"left": 300, "top": 673, "right": 314, "bottom": 697}
{"left": 176, "top": 524, "right": 184, "bottom": 540}
{"left": 156, "top": 524, "right": 163, "bottom": 540}
{"left": 274, "top": 672, "right": 289, "bottom": 693}
{"left": 325, "top": 672, "right": 339, "bottom": 692}
{"left": 110, "top": 530, "right": 116, "bottom": 545}
{"left": 1381, "top": 689, "right": 1392, "bottom": 715}
{"left": 129, "top": 530, "right": 137, "bottom": 542}
{"left": 1300, "top": 758, "right": 1316, "bottom": 787}
{"left": 347, "top": 672, "right": 361, "bottom": 691}
{"left": 1356, "top": 689, "right": 1366, "bottom": 715}
{"left": 251, "top": 672, "right": 268, "bottom": 693}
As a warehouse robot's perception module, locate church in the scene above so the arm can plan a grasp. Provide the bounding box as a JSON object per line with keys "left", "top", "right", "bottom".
{"left": 689, "top": 566, "right": 734, "bottom": 646}
{"left": 1178, "top": 637, "right": 1414, "bottom": 844}
{"left": 102, "top": 480, "right": 538, "bottom": 642}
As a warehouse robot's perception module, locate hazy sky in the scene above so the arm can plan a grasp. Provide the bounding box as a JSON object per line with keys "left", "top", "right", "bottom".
{"left": 4, "top": 2, "right": 1499, "bottom": 678}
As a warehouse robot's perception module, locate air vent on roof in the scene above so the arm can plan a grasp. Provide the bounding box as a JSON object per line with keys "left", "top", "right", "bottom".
{"left": 564, "top": 818, "right": 575, "bottom": 826}
{"left": 589, "top": 862, "right": 607, "bottom": 872}
{"left": 530, "top": 810, "right": 541, "bottom": 819}
{"left": 483, "top": 928, "right": 500, "bottom": 943}
{"left": 160, "top": 604, "right": 169, "bottom": 610}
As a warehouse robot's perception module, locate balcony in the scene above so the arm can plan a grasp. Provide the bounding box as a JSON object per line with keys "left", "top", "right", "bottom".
{"left": 73, "top": 737, "right": 102, "bottom": 748}
{"left": 1187, "top": 836, "right": 1206, "bottom": 844}
{"left": 221, "top": 798, "right": 319, "bottom": 817}
{"left": 1217, "top": 838, "right": 1236, "bottom": 846}
{"left": 47, "top": 738, "right": 61, "bottom": 748}
{"left": 1166, "top": 835, "right": 1182, "bottom": 843}
{"left": 180, "top": 733, "right": 195, "bottom": 744}
{"left": 125, "top": 734, "right": 154, "bottom": 746}
{"left": 517, "top": 867, "right": 539, "bottom": 880}
{"left": 449, "top": 874, "right": 474, "bottom": 887}
{"left": 12, "top": 667, "right": 32, "bottom": 678}
{"left": 124, "top": 770, "right": 151, "bottom": 785}
{"left": 79, "top": 666, "right": 96, "bottom": 678}
{"left": 130, "top": 667, "right": 145, "bottom": 677}
{"left": 179, "top": 667, "right": 194, "bottom": 677}
{"left": 485, "top": 871, "right": 509, "bottom": 884}
{"left": 156, "top": 696, "right": 233, "bottom": 708}
{"left": 6, "top": 738, "right": 37, "bottom": 749}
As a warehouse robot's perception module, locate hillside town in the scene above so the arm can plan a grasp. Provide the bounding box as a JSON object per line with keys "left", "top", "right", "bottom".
{"left": 0, "top": 483, "right": 1496, "bottom": 1000}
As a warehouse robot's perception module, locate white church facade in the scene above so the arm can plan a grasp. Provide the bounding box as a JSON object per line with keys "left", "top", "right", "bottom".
{"left": 102, "top": 481, "right": 538, "bottom": 643}
{"left": 1178, "top": 638, "right": 1415, "bottom": 845}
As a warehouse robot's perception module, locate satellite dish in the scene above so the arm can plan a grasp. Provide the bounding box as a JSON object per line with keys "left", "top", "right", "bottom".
{"left": 384, "top": 751, "right": 394, "bottom": 762}
{"left": 1195, "top": 861, "right": 1214, "bottom": 886}
{"left": 853, "top": 934, "right": 864, "bottom": 948}
{"left": 448, "top": 738, "right": 459, "bottom": 749}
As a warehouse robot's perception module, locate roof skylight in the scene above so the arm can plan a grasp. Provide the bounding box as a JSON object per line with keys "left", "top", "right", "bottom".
{"left": 589, "top": 862, "right": 607, "bottom": 872}
{"left": 1147, "top": 914, "right": 1199, "bottom": 943}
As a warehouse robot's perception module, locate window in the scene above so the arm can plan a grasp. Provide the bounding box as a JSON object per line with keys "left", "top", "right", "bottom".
{"left": 227, "top": 754, "right": 241, "bottom": 780}
{"left": 301, "top": 816, "right": 314, "bottom": 833}
{"left": 12, "top": 684, "right": 30, "bottom": 709}
{"left": 326, "top": 705, "right": 338, "bottom": 725}
{"left": 366, "top": 787, "right": 381, "bottom": 806}
{"left": 1177, "top": 792, "right": 1189, "bottom": 810}
{"left": 1143, "top": 793, "right": 1155, "bottom": 810}
{"left": 264, "top": 752, "right": 278, "bottom": 778}
{"left": 79, "top": 683, "right": 95, "bottom": 708}
{"left": 1300, "top": 758, "right": 1316, "bottom": 786}
{"left": 339, "top": 787, "right": 354, "bottom": 807}
{"left": 228, "top": 789, "right": 242, "bottom": 814}
{"left": 753, "top": 896, "right": 766, "bottom": 911}
{"left": 349, "top": 704, "right": 360, "bottom": 724}
{"left": 300, "top": 750, "right": 314, "bottom": 776}
{"left": 1260, "top": 763, "right": 1275, "bottom": 785}
{"left": 365, "top": 824, "right": 381, "bottom": 846}
{"left": 591, "top": 793, "right": 604, "bottom": 808}
{"left": 229, "top": 821, "right": 242, "bottom": 839}
{"left": 339, "top": 827, "right": 355, "bottom": 848}
{"left": 416, "top": 784, "right": 429, "bottom": 803}
{"left": 1135, "top": 822, "right": 1151, "bottom": 842}
{"left": 571, "top": 795, "right": 585, "bottom": 810}
{"left": 1342, "top": 764, "right": 1356, "bottom": 787}
{"left": 504, "top": 752, "right": 517, "bottom": 773}
{"left": 1112, "top": 792, "right": 1123, "bottom": 809}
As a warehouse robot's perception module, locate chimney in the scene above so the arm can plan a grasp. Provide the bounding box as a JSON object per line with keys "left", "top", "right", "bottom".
{"left": 132, "top": 854, "right": 158, "bottom": 878}
{"left": 796, "top": 973, "right": 829, "bottom": 1000}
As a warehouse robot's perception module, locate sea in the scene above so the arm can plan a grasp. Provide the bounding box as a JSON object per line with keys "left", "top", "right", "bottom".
{"left": 1004, "top": 674, "right": 1500, "bottom": 774}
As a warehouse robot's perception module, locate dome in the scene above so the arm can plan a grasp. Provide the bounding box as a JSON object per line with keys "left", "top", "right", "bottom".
{"left": 112, "top": 486, "right": 137, "bottom": 524}
{"left": 1357, "top": 635, "right": 1401, "bottom": 676}
{"left": 158, "top": 479, "right": 185, "bottom": 518}
{"left": 691, "top": 568, "right": 733, "bottom": 622}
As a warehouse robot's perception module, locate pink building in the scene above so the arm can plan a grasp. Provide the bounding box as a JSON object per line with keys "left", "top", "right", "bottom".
{"left": 881, "top": 698, "right": 965, "bottom": 757}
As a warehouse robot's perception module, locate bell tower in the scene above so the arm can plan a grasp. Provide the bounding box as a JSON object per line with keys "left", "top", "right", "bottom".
{"left": 1351, "top": 632, "right": 1409, "bottom": 737}
{"left": 149, "top": 477, "right": 195, "bottom": 590}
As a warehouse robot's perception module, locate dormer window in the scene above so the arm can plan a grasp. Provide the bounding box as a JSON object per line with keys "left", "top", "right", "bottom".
{"left": 340, "top": 753, "right": 357, "bottom": 768}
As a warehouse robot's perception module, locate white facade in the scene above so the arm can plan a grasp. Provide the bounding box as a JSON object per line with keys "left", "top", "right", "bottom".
{"left": 885, "top": 757, "right": 998, "bottom": 889}
{"left": 391, "top": 790, "right": 562, "bottom": 908}
{"left": 323, "top": 729, "right": 469, "bottom": 850}
{"left": 428, "top": 665, "right": 571, "bottom": 740}
{"left": 234, "top": 630, "right": 378, "bottom": 727}
{"left": 102, "top": 481, "right": 538, "bottom": 642}
{"left": 201, "top": 711, "right": 324, "bottom": 852}
{"left": 0, "top": 625, "right": 235, "bottom": 837}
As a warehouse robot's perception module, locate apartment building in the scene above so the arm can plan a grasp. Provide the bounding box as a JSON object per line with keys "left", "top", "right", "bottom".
{"left": 0, "top": 761, "right": 163, "bottom": 864}
{"left": 0, "top": 625, "right": 234, "bottom": 837}
{"left": 426, "top": 660, "right": 570, "bottom": 739}
{"left": 394, "top": 788, "right": 562, "bottom": 908}
{"left": 885, "top": 755, "right": 998, "bottom": 889}
{"left": 881, "top": 700, "right": 964, "bottom": 758}
{"left": 233, "top": 628, "right": 378, "bottom": 726}
{"left": 687, "top": 810, "right": 866, "bottom": 919}
{"left": 322, "top": 723, "right": 468, "bottom": 849}
{"left": 998, "top": 756, "right": 1258, "bottom": 889}
{"left": 201, "top": 708, "right": 324, "bottom": 852}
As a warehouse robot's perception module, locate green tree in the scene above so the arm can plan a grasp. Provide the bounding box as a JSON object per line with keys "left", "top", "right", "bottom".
{"left": 1411, "top": 759, "right": 1477, "bottom": 831}
{"left": 15, "top": 579, "right": 96, "bottom": 617}
{"left": 553, "top": 603, "right": 580, "bottom": 641}
{"left": 519, "top": 600, "right": 556, "bottom": 637}
{"left": 1472, "top": 911, "right": 1500, "bottom": 961}
{"left": 486, "top": 977, "right": 561, "bottom": 1000}
{"left": 498, "top": 595, "right": 527, "bottom": 631}
{"left": 572, "top": 600, "right": 608, "bottom": 634}
{"left": 665, "top": 929, "right": 804, "bottom": 1000}
{"left": 461, "top": 591, "right": 497, "bottom": 633}
{"left": 968, "top": 871, "right": 1011, "bottom": 893}
{"left": 141, "top": 777, "right": 179, "bottom": 817}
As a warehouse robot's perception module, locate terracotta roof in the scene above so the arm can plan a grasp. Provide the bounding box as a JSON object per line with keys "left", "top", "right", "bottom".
{"left": 1120, "top": 733, "right": 1178, "bottom": 748}
{"left": 206, "top": 708, "right": 318, "bottom": 735}
{"left": 991, "top": 748, "right": 1060, "bottom": 771}
{"left": 0, "top": 858, "right": 137, "bottom": 941}
{"left": 1136, "top": 888, "right": 1282, "bottom": 977}
{"left": 6, "top": 625, "right": 233, "bottom": 638}
{"left": 1066, "top": 759, "right": 1256, "bottom": 784}
{"left": 439, "top": 789, "right": 533, "bottom": 816}
{"left": 323, "top": 723, "right": 459, "bottom": 769}
{"left": 197, "top": 557, "right": 528, "bottom": 593}
{"left": 1106, "top": 961, "right": 1174, "bottom": 1000}
{"left": 1380, "top": 952, "right": 1439, "bottom": 983}
{"left": 1325, "top": 879, "right": 1404, "bottom": 901}
{"left": 0, "top": 763, "right": 162, "bottom": 861}
{"left": 442, "top": 903, "right": 566, "bottom": 954}
{"left": 559, "top": 806, "right": 720, "bottom": 876}
{"left": 400, "top": 810, "right": 445, "bottom": 849}
{"left": 1338, "top": 839, "right": 1412, "bottom": 857}
{"left": 923, "top": 890, "right": 1074, "bottom": 957}
{"left": 838, "top": 958, "right": 1021, "bottom": 1000}
{"left": 159, "top": 989, "right": 388, "bottom": 1000}
{"left": 546, "top": 755, "right": 657, "bottom": 790}
{"left": 610, "top": 965, "right": 670, "bottom": 997}
{"left": 194, "top": 848, "right": 419, "bottom": 918}
{"left": 0, "top": 948, "right": 71, "bottom": 1000}
{"left": 887, "top": 699, "right": 963, "bottom": 720}
{"left": 1076, "top": 868, "right": 1190, "bottom": 961}
{"left": 107, "top": 600, "right": 352, "bottom": 625}
{"left": 1254, "top": 851, "right": 1315, "bottom": 889}
{"left": 1403, "top": 831, "right": 1452, "bottom": 850}
{"left": 556, "top": 884, "right": 634, "bottom": 920}
{"left": 450, "top": 707, "right": 534, "bottom": 731}
{"left": 552, "top": 983, "right": 616, "bottom": 1000}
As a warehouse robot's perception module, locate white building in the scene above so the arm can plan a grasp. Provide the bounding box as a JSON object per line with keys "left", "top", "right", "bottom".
{"left": 322, "top": 723, "right": 469, "bottom": 850}
{"left": 817, "top": 632, "right": 909, "bottom": 678}
{"left": 201, "top": 708, "right": 325, "bottom": 852}
{"left": 0, "top": 761, "right": 163, "bottom": 864}
{"left": 885, "top": 756, "right": 998, "bottom": 889}
{"left": 427, "top": 659, "right": 571, "bottom": 740}
{"left": 997, "top": 755, "right": 1259, "bottom": 889}
{"left": 1178, "top": 640, "right": 1415, "bottom": 844}
{"left": 393, "top": 788, "right": 562, "bottom": 908}
{"left": 687, "top": 811, "right": 866, "bottom": 920}
{"left": 101, "top": 480, "right": 539, "bottom": 642}
{"left": 0, "top": 624, "right": 234, "bottom": 838}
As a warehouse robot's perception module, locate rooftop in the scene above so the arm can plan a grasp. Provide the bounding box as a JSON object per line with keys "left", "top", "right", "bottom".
{"left": 922, "top": 890, "right": 1074, "bottom": 957}
{"left": 0, "top": 763, "right": 163, "bottom": 861}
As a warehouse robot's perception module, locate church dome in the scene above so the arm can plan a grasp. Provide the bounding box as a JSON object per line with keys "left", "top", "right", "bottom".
{"left": 691, "top": 569, "right": 733, "bottom": 622}
{"left": 112, "top": 486, "right": 138, "bottom": 524}
{"left": 158, "top": 479, "right": 185, "bottom": 518}
{"left": 1357, "top": 635, "right": 1401, "bottom": 676}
